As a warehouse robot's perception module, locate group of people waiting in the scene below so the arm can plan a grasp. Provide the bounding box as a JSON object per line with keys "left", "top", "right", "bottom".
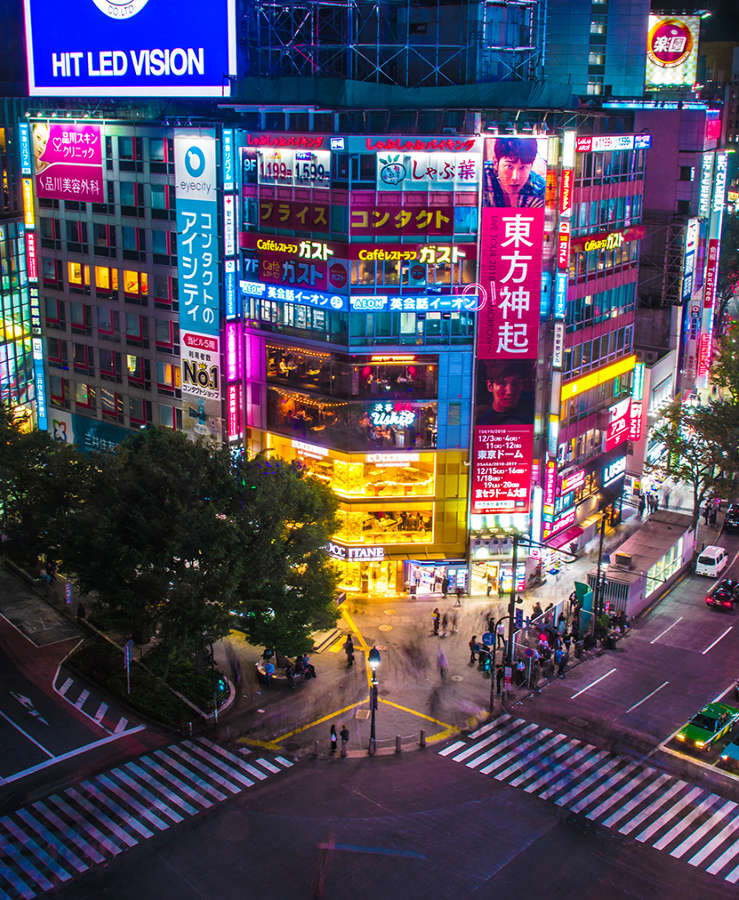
{"left": 261, "top": 649, "right": 316, "bottom": 687}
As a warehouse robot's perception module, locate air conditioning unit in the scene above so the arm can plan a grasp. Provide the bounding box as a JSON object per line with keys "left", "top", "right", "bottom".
{"left": 613, "top": 552, "right": 633, "bottom": 568}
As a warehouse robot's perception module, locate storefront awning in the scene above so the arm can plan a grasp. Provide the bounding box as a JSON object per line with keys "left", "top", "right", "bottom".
{"left": 546, "top": 525, "right": 583, "bottom": 550}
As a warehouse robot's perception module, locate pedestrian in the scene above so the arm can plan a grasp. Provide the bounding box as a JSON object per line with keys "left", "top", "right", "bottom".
{"left": 704, "top": 504, "right": 711, "bottom": 525}
{"left": 340, "top": 723, "right": 349, "bottom": 755}
{"left": 486, "top": 573, "right": 493, "bottom": 597}
{"left": 437, "top": 647, "right": 448, "bottom": 681}
{"left": 441, "top": 611, "right": 449, "bottom": 636}
{"left": 330, "top": 724, "right": 337, "bottom": 755}
{"left": 454, "top": 585, "right": 463, "bottom": 608}
{"left": 344, "top": 634, "right": 355, "bottom": 667}
{"left": 432, "top": 607, "right": 440, "bottom": 635}
{"left": 638, "top": 494, "right": 646, "bottom": 518}
{"left": 451, "top": 610, "right": 458, "bottom": 634}
{"left": 557, "top": 650, "right": 569, "bottom": 678}
{"left": 469, "top": 635, "right": 478, "bottom": 664}
{"left": 263, "top": 659, "right": 275, "bottom": 685}
{"left": 496, "top": 619, "right": 506, "bottom": 648}
{"left": 441, "top": 576, "right": 449, "bottom": 598}
{"left": 532, "top": 601, "right": 543, "bottom": 620}
{"left": 496, "top": 664, "right": 504, "bottom": 695}
{"left": 663, "top": 490, "right": 671, "bottom": 509}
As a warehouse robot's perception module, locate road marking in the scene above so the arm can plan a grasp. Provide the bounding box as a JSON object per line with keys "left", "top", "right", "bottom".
{"left": 688, "top": 816, "right": 739, "bottom": 867}
{"left": 672, "top": 799, "right": 736, "bottom": 860}
{"left": 0, "top": 708, "right": 54, "bottom": 758}
{"left": 701, "top": 626, "right": 733, "bottom": 655}
{"left": 93, "top": 701, "right": 108, "bottom": 722}
{"left": 58, "top": 677, "right": 73, "bottom": 696}
{"left": 269, "top": 699, "right": 368, "bottom": 745}
{"left": 378, "top": 697, "right": 455, "bottom": 729}
{"left": 649, "top": 617, "right": 683, "bottom": 644}
{"left": 73, "top": 689, "right": 90, "bottom": 709}
{"left": 114, "top": 717, "right": 128, "bottom": 733}
{"left": 625, "top": 681, "right": 669, "bottom": 714}
{"left": 635, "top": 786, "right": 703, "bottom": 843}
{"left": 570, "top": 667, "right": 616, "bottom": 700}
{"left": 619, "top": 779, "right": 687, "bottom": 835}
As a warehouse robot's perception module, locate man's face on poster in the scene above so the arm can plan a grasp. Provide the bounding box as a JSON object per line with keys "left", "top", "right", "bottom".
{"left": 487, "top": 372, "right": 523, "bottom": 413}
{"left": 496, "top": 156, "right": 533, "bottom": 199}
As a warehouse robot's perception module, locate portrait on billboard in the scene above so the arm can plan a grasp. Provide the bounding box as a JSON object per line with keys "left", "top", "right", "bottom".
{"left": 474, "top": 359, "right": 536, "bottom": 428}
{"left": 482, "top": 137, "right": 546, "bottom": 209}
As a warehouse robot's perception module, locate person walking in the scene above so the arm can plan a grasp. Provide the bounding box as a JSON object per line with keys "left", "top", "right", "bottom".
{"left": 663, "top": 489, "right": 671, "bottom": 509}
{"left": 340, "top": 723, "right": 350, "bottom": 756}
{"left": 330, "top": 724, "right": 337, "bottom": 755}
{"left": 709, "top": 505, "right": 718, "bottom": 527}
{"left": 441, "top": 576, "right": 449, "bottom": 598}
{"left": 432, "top": 607, "right": 440, "bottom": 635}
{"left": 343, "top": 634, "right": 355, "bottom": 667}
{"left": 557, "top": 649, "right": 569, "bottom": 678}
{"left": 496, "top": 619, "right": 506, "bottom": 648}
{"left": 703, "top": 504, "right": 711, "bottom": 525}
{"left": 451, "top": 611, "right": 458, "bottom": 634}
{"left": 638, "top": 494, "right": 646, "bottom": 518}
{"left": 437, "top": 647, "right": 448, "bottom": 681}
{"left": 441, "top": 611, "right": 449, "bottom": 636}
{"left": 496, "top": 664, "right": 504, "bottom": 695}
{"left": 469, "top": 635, "right": 478, "bottom": 664}
{"left": 454, "top": 585, "right": 464, "bottom": 608}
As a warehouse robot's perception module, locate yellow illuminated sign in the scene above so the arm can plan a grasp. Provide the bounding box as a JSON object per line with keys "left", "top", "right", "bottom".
{"left": 22, "top": 178, "right": 34, "bottom": 228}
{"left": 560, "top": 355, "right": 636, "bottom": 400}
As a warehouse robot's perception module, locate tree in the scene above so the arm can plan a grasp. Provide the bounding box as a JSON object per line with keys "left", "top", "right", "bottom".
{"left": 228, "top": 452, "right": 339, "bottom": 655}
{"left": 645, "top": 400, "right": 731, "bottom": 522}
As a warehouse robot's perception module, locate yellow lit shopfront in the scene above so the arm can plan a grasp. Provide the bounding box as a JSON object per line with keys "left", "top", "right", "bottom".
{"left": 266, "top": 432, "right": 467, "bottom": 597}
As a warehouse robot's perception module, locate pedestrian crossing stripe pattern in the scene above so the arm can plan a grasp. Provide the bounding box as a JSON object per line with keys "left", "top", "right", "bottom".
{"left": 439, "top": 714, "right": 739, "bottom": 885}
{"left": 55, "top": 673, "right": 135, "bottom": 736}
{"left": 0, "top": 739, "right": 293, "bottom": 899}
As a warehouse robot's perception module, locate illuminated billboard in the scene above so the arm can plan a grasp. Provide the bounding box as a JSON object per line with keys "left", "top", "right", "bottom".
{"left": 23, "top": 0, "right": 236, "bottom": 97}
{"left": 470, "top": 135, "right": 547, "bottom": 516}
{"left": 32, "top": 122, "right": 104, "bottom": 203}
{"left": 646, "top": 15, "right": 699, "bottom": 89}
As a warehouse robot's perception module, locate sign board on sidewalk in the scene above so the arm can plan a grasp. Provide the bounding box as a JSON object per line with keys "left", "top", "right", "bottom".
{"left": 481, "top": 632, "right": 494, "bottom": 646}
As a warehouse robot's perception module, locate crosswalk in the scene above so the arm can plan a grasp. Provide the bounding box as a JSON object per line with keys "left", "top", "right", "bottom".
{"left": 55, "top": 671, "right": 136, "bottom": 736}
{"left": 439, "top": 713, "right": 739, "bottom": 885}
{"left": 0, "top": 738, "right": 293, "bottom": 899}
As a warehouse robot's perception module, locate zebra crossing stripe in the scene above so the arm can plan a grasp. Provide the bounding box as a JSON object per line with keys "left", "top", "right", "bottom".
{"left": 479, "top": 726, "right": 548, "bottom": 776}
{"left": 688, "top": 817, "right": 739, "bottom": 868}
{"left": 601, "top": 774, "right": 670, "bottom": 829}
{"left": 618, "top": 780, "right": 688, "bottom": 836}
{"left": 469, "top": 718, "right": 506, "bottom": 739}
{"left": 538, "top": 747, "right": 606, "bottom": 801}
{"left": 124, "top": 761, "right": 197, "bottom": 816}
{"left": 2, "top": 816, "right": 73, "bottom": 883}
{"left": 464, "top": 722, "right": 536, "bottom": 769}
{"left": 73, "top": 689, "right": 90, "bottom": 709}
{"left": 166, "top": 745, "right": 240, "bottom": 795}
{"left": 65, "top": 786, "right": 139, "bottom": 849}
{"left": 95, "top": 773, "right": 170, "bottom": 832}
{"left": 183, "top": 742, "right": 254, "bottom": 788}
{"left": 570, "top": 761, "right": 637, "bottom": 815}
{"left": 197, "top": 740, "right": 268, "bottom": 781}
{"left": 704, "top": 818, "right": 739, "bottom": 876}
{"left": 137, "top": 756, "right": 212, "bottom": 809}
{"left": 274, "top": 756, "right": 293, "bottom": 768}
{"left": 635, "top": 786, "right": 703, "bottom": 843}
{"left": 438, "top": 740, "right": 465, "bottom": 757}
{"left": 492, "top": 729, "right": 555, "bottom": 781}
{"left": 58, "top": 677, "right": 73, "bottom": 696}
{"left": 585, "top": 767, "right": 647, "bottom": 821}
{"left": 79, "top": 781, "right": 154, "bottom": 839}
{"left": 507, "top": 734, "right": 570, "bottom": 788}
{"left": 0, "top": 828, "right": 55, "bottom": 891}
{"left": 524, "top": 739, "right": 582, "bottom": 794}
{"left": 654, "top": 793, "right": 722, "bottom": 853}
{"left": 109, "top": 768, "right": 184, "bottom": 824}
{"left": 670, "top": 799, "right": 735, "bottom": 860}
{"left": 256, "top": 757, "right": 281, "bottom": 774}
{"left": 0, "top": 858, "right": 34, "bottom": 900}
{"left": 725, "top": 861, "right": 739, "bottom": 884}
{"left": 152, "top": 749, "right": 227, "bottom": 802}
{"left": 48, "top": 793, "right": 123, "bottom": 857}
{"left": 32, "top": 799, "right": 105, "bottom": 864}
{"left": 15, "top": 807, "right": 88, "bottom": 874}
{"left": 555, "top": 755, "right": 620, "bottom": 808}
{"left": 452, "top": 718, "right": 525, "bottom": 763}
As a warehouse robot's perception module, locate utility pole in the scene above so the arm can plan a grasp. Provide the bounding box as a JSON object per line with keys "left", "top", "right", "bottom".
{"left": 591, "top": 512, "right": 607, "bottom": 635}
{"left": 506, "top": 532, "right": 519, "bottom": 668}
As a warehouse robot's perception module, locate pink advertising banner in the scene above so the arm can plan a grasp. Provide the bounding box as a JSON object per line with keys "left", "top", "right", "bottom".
{"left": 33, "top": 122, "right": 104, "bottom": 203}
{"left": 603, "top": 397, "right": 631, "bottom": 453}
{"left": 471, "top": 135, "right": 547, "bottom": 516}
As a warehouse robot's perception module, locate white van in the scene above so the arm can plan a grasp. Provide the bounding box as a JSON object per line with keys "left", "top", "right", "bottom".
{"left": 695, "top": 545, "right": 729, "bottom": 577}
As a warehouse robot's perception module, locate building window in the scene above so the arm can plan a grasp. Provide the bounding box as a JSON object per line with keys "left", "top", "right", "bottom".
{"left": 75, "top": 382, "right": 95, "bottom": 409}
{"left": 129, "top": 396, "right": 152, "bottom": 426}
{"left": 123, "top": 269, "right": 149, "bottom": 302}
{"left": 70, "top": 301, "right": 90, "bottom": 334}
{"left": 679, "top": 166, "right": 694, "bottom": 182}
{"left": 73, "top": 344, "right": 94, "bottom": 375}
{"left": 67, "top": 261, "right": 91, "bottom": 291}
{"left": 49, "top": 375, "right": 69, "bottom": 408}
{"left": 94, "top": 265, "right": 119, "bottom": 294}
{"left": 159, "top": 404, "right": 182, "bottom": 430}
{"left": 45, "top": 298, "right": 64, "bottom": 327}
{"left": 155, "top": 319, "right": 177, "bottom": 351}
{"left": 101, "top": 387, "right": 124, "bottom": 420}
{"left": 99, "top": 349, "right": 121, "bottom": 381}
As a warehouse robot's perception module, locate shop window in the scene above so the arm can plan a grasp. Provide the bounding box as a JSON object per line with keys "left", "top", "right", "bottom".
{"left": 335, "top": 505, "right": 433, "bottom": 545}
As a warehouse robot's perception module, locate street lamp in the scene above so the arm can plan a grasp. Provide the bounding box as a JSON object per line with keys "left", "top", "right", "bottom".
{"left": 368, "top": 646, "right": 381, "bottom": 756}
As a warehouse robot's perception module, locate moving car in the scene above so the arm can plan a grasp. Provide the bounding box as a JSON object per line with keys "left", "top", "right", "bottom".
{"left": 695, "top": 545, "right": 729, "bottom": 577}
{"left": 705, "top": 579, "right": 739, "bottom": 611}
{"left": 675, "top": 702, "right": 739, "bottom": 752}
{"left": 725, "top": 503, "right": 739, "bottom": 534}
{"left": 719, "top": 738, "right": 739, "bottom": 771}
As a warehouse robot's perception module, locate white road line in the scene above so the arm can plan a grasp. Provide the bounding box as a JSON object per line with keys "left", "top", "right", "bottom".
{"left": 79, "top": 781, "right": 153, "bottom": 840}
{"left": 166, "top": 745, "right": 240, "bottom": 795}
{"left": 466, "top": 723, "right": 537, "bottom": 770}
{"left": 123, "top": 761, "right": 196, "bottom": 817}
{"left": 524, "top": 740, "right": 583, "bottom": 794}
{"left": 537, "top": 747, "right": 606, "bottom": 801}
{"left": 709, "top": 838, "right": 739, "bottom": 878}
{"left": 452, "top": 718, "right": 525, "bottom": 762}
{"left": 601, "top": 774, "right": 671, "bottom": 829}
{"left": 274, "top": 755, "right": 293, "bottom": 767}
{"left": 1, "top": 816, "right": 72, "bottom": 882}
{"left": 58, "top": 677, "right": 73, "bottom": 696}
{"left": 153, "top": 749, "right": 228, "bottom": 801}
{"left": 556, "top": 757, "right": 621, "bottom": 809}
{"left": 183, "top": 742, "right": 254, "bottom": 788}
{"left": 73, "top": 689, "right": 90, "bottom": 709}
{"left": 93, "top": 702, "right": 108, "bottom": 722}
{"left": 688, "top": 817, "right": 739, "bottom": 868}
{"left": 653, "top": 793, "right": 721, "bottom": 851}
{"left": 635, "top": 786, "right": 703, "bottom": 843}
{"left": 649, "top": 617, "right": 683, "bottom": 644}
{"left": 65, "top": 786, "right": 138, "bottom": 849}
{"left": 571, "top": 762, "right": 637, "bottom": 815}
{"left": 570, "top": 667, "right": 616, "bottom": 700}
{"left": 114, "top": 718, "right": 128, "bottom": 734}
{"left": 508, "top": 734, "right": 570, "bottom": 788}
{"left": 15, "top": 807, "right": 88, "bottom": 874}
{"left": 479, "top": 728, "right": 552, "bottom": 777}
{"left": 438, "top": 740, "right": 465, "bottom": 757}
{"left": 256, "top": 757, "right": 281, "bottom": 774}
{"left": 625, "top": 681, "right": 669, "bottom": 714}
{"left": 469, "top": 717, "right": 509, "bottom": 739}
{"left": 673, "top": 800, "right": 736, "bottom": 860}
{"left": 48, "top": 793, "right": 123, "bottom": 858}
{"left": 96, "top": 773, "right": 169, "bottom": 831}
{"left": 0, "top": 858, "right": 34, "bottom": 900}
{"left": 0, "top": 828, "right": 54, "bottom": 890}
{"left": 135, "top": 758, "right": 210, "bottom": 810}
{"left": 33, "top": 799, "right": 105, "bottom": 864}
{"left": 492, "top": 729, "right": 554, "bottom": 781}
{"left": 725, "top": 861, "right": 739, "bottom": 884}
{"left": 619, "top": 780, "right": 688, "bottom": 835}
{"left": 196, "top": 739, "right": 272, "bottom": 780}
{"left": 701, "top": 626, "right": 733, "bottom": 655}
{"left": 0, "top": 708, "right": 54, "bottom": 758}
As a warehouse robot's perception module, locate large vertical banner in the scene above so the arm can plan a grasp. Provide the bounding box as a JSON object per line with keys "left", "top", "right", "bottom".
{"left": 645, "top": 15, "right": 700, "bottom": 89}
{"left": 175, "top": 129, "right": 222, "bottom": 440}
{"left": 471, "top": 136, "right": 547, "bottom": 515}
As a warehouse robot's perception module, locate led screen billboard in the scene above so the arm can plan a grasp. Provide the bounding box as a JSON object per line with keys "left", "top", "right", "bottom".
{"left": 23, "top": 0, "right": 236, "bottom": 97}
{"left": 645, "top": 15, "right": 699, "bottom": 89}
{"left": 471, "top": 135, "right": 547, "bottom": 516}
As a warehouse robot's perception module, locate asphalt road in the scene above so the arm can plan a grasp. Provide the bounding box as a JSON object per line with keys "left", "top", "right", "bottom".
{"left": 50, "top": 749, "right": 734, "bottom": 900}
{"left": 523, "top": 531, "right": 739, "bottom": 759}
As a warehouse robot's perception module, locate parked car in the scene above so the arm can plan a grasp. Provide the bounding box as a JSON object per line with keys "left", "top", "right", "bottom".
{"left": 705, "top": 579, "right": 739, "bottom": 611}
{"left": 675, "top": 703, "right": 739, "bottom": 752}
{"left": 724, "top": 503, "right": 739, "bottom": 534}
{"left": 719, "top": 738, "right": 739, "bottom": 771}
{"left": 695, "top": 545, "right": 729, "bottom": 577}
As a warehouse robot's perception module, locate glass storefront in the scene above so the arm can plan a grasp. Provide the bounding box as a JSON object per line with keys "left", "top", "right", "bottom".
{"left": 335, "top": 504, "right": 433, "bottom": 545}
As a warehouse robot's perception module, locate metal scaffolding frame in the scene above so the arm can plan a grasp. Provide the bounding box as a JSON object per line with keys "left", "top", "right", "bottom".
{"left": 243, "top": 0, "right": 546, "bottom": 87}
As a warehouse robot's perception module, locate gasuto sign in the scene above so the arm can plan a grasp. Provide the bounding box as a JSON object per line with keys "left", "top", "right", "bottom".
{"left": 23, "top": 0, "right": 236, "bottom": 96}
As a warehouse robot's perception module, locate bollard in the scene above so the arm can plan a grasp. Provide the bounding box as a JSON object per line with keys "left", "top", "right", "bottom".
{"left": 395, "top": 735, "right": 402, "bottom": 754}
{"left": 314, "top": 739, "right": 320, "bottom": 758}
{"left": 419, "top": 729, "right": 426, "bottom": 748}
{"left": 369, "top": 737, "right": 376, "bottom": 756}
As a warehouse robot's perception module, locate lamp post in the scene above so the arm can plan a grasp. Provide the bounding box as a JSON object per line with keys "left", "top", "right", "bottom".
{"left": 368, "top": 646, "right": 380, "bottom": 756}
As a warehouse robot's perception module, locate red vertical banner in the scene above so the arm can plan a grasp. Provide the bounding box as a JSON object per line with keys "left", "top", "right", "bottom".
{"left": 704, "top": 238, "right": 719, "bottom": 310}
{"left": 472, "top": 136, "right": 547, "bottom": 516}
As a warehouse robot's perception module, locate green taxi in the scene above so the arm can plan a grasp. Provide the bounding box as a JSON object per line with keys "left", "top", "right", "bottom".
{"left": 675, "top": 703, "right": 739, "bottom": 752}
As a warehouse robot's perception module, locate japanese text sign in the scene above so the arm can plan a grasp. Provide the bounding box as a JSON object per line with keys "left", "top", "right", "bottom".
{"left": 376, "top": 151, "right": 479, "bottom": 191}
{"left": 32, "top": 122, "right": 104, "bottom": 203}
{"left": 350, "top": 203, "right": 454, "bottom": 236}
{"left": 471, "top": 426, "right": 534, "bottom": 514}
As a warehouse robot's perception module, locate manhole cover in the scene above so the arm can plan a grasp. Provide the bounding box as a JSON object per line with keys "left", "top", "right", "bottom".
{"left": 384, "top": 609, "right": 396, "bottom": 616}
{"left": 451, "top": 674, "right": 464, "bottom": 682}
{"left": 355, "top": 708, "right": 370, "bottom": 720}
{"left": 378, "top": 623, "right": 392, "bottom": 632}
{"left": 568, "top": 717, "right": 591, "bottom": 729}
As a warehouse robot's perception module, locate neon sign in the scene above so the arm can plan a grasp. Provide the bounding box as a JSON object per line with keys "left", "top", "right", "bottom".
{"left": 369, "top": 402, "right": 415, "bottom": 428}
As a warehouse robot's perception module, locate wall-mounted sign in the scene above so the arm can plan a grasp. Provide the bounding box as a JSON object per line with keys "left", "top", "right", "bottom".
{"left": 559, "top": 169, "right": 574, "bottom": 218}
{"left": 222, "top": 128, "right": 234, "bottom": 191}
{"left": 699, "top": 153, "right": 714, "bottom": 219}
{"left": 258, "top": 197, "right": 330, "bottom": 233}
{"left": 561, "top": 468, "right": 585, "bottom": 495}
{"left": 544, "top": 460, "right": 557, "bottom": 513}
{"left": 697, "top": 333, "right": 712, "bottom": 377}
{"left": 704, "top": 239, "right": 719, "bottom": 310}
{"left": 713, "top": 152, "right": 727, "bottom": 215}
{"left": 240, "top": 279, "right": 349, "bottom": 312}
{"left": 23, "top": 0, "right": 236, "bottom": 97}
{"left": 365, "top": 452, "right": 420, "bottom": 466}
{"left": 292, "top": 439, "right": 329, "bottom": 459}
{"left": 351, "top": 243, "right": 472, "bottom": 263}
{"left": 22, "top": 178, "right": 35, "bottom": 227}
{"left": 575, "top": 134, "right": 652, "bottom": 153}
{"left": 327, "top": 542, "right": 386, "bottom": 562}
{"left": 552, "top": 321, "right": 565, "bottom": 370}
{"left": 375, "top": 151, "right": 479, "bottom": 191}
{"left": 557, "top": 221, "right": 571, "bottom": 269}
{"left": 369, "top": 402, "right": 415, "bottom": 428}
{"left": 570, "top": 225, "right": 644, "bottom": 254}
{"left": 646, "top": 15, "right": 699, "bottom": 89}
{"left": 181, "top": 332, "right": 219, "bottom": 400}
{"left": 604, "top": 397, "right": 631, "bottom": 453}
{"left": 602, "top": 455, "right": 627, "bottom": 488}
{"left": 223, "top": 194, "right": 235, "bottom": 257}
{"left": 18, "top": 123, "right": 32, "bottom": 174}
{"left": 32, "top": 121, "right": 104, "bottom": 203}
{"left": 350, "top": 203, "right": 454, "bottom": 236}
{"left": 362, "top": 136, "right": 476, "bottom": 153}
{"left": 257, "top": 148, "right": 331, "bottom": 189}
{"left": 350, "top": 294, "right": 478, "bottom": 313}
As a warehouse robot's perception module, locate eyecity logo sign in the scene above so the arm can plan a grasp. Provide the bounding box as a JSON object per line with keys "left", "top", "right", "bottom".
{"left": 184, "top": 146, "right": 206, "bottom": 177}
{"left": 92, "top": 0, "right": 150, "bottom": 18}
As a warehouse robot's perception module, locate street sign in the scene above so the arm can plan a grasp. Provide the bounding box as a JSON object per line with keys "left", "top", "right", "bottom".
{"left": 524, "top": 647, "right": 535, "bottom": 658}
{"left": 65, "top": 581, "right": 72, "bottom": 605}
{"left": 481, "top": 632, "right": 494, "bottom": 646}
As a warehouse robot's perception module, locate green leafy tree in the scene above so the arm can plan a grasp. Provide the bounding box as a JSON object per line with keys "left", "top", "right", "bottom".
{"left": 228, "top": 453, "right": 339, "bottom": 656}
{"left": 645, "top": 399, "right": 731, "bottom": 521}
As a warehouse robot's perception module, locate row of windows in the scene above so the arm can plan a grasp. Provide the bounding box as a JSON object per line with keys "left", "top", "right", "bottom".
{"left": 574, "top": 149, "right": 646, "bottom": 185}
{"left": 571, "top": 194, "right": 643, "bottom": 236}
{"left": 569, "top": 240, "right": 640, "bottom": 282}
{"left": 562, "top": 326, "right": 633, "bottom": 384}
{"left": 565, "top": 281, "right": 636, "bottom": 333}
{"left": 39, "top": 218, "right": 176, "bottom": 264}
{"left": 48, "top": 375, "right": 182, "bottom": 429}
{"left": 104, "top": 136, "right": 175, "bottom": 175}
{"left": 41, "top": 260, "right": 178, "bottom": 310}
{"left": 46, "top": 340, "right": 180, "bottom": 388}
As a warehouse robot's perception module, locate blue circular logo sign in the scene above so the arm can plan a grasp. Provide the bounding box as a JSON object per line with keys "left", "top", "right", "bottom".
{"left": 184, "top": 146, "right": 206, "bottom": 178}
